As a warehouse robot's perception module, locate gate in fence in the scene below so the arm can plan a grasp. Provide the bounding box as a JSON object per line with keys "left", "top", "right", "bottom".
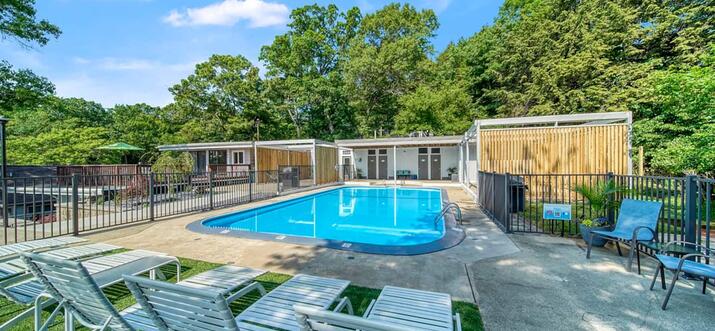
{"left": 477, "top": 171, "right": 713, "bottom": 249}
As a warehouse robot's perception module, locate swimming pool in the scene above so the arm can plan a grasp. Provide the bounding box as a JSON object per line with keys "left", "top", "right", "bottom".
{"left": 190, "top": 186, "right": 464, "bottom": 255}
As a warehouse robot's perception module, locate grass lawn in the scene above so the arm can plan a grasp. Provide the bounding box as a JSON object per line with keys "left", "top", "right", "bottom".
{"left": 0, "top": 254, "right": 484, "bottom": 330}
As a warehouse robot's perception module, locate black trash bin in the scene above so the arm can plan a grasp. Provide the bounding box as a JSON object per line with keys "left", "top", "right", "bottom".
{"left": 509, "top": 176, "right": 526, "bottom": 212}
{"left": 280, "top": 167, "right": 299, "bottom": 189}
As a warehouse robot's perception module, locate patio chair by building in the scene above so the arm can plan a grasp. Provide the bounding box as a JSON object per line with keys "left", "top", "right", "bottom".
{"left": 586, "top": 199, "right": 663, "bottom": 271}
{"left": 295, "top": 285, "right": 462, "bottom": 331}
{"left": 649, "top": 241, "right": 714, "bottom": 310}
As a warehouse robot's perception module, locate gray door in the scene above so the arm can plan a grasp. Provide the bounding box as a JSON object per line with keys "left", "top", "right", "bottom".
{"left": 418, "top": 154, "right": 429, "bottom": 180}
{"left": 194, "top": 151, "right": 206, "bottom": 173}
{"left": 430, "top": 154, "right": 441, "bottom": 180}
{"left": 378, "top": 155, "right": 388, "bottom": 179}
{"left": 368, "top": 156, "right": 377, "bottom": 179}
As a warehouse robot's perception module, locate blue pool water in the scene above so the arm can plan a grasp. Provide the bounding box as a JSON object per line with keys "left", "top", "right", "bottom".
{"left": 202, "top": 187, "right": 445, "bottom": 246}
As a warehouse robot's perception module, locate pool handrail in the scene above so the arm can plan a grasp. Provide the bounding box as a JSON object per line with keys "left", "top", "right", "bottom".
{"left": 435, "top": 203, "right": 462, "bottom": 227}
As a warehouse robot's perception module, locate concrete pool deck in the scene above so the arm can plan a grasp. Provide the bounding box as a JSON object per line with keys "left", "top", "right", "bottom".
{"left": 82, "top": 186, "right": 715, "bottom": 330}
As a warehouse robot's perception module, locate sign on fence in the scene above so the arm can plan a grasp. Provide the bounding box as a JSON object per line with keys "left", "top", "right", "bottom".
{"left": 543, "top": 203, "right": 572, "bottom": 221}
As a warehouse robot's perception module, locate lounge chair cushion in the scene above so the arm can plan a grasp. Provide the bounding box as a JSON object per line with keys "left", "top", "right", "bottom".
{"left": 655, "top": 254, "right": 715, "bottom": 278}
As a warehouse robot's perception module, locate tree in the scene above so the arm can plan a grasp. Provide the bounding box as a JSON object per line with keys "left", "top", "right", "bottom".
{"left": 260, "top": 4, "right": 361, "bottom": 140}
{"left": 0, "top": 0, "right": 61, "bottom": 47}
{"left": 632, "top": 53, "right": 715, "bottom": 175}
{"left": 167, "top": 55, "right": 274, "bottom": 142}
{"left": 110, "top": 103, "right": 168, "bottom": 162}
{"left": 344, "top": 3, "right": 438, "bottom": 136}
{"left": 8, "top": 127, "right": 116, "bottom": 165}
{"left": 0, "top": 60, "right": 55, "bottom": 115}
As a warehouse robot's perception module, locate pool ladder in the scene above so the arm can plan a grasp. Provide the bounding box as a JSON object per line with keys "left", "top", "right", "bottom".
{"left": 435, "top": 203, "right": 463, "bottom": 227}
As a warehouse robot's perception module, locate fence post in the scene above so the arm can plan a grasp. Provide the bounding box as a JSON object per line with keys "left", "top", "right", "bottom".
{"left": 148, "top": 173, "right": 155, "bottom": 221}
{"left": 684, "top": 175, "right": 698, "bottom": 243}
{"left": 606, "top": 172, "right": 615, "bottom": 226}
{"left": 208, "top": 171, "right": 214, "bottom": 210}
{"left": 71, "top": 174, "right": 79, "bottom": 236}
{"left": 249, "top": 171, "right": 254, "bottom": 202}
{"left": 504, "top": 172, "right": 511, "bottom": 232}
{"left": 2, "top": 177, "right": 7, "bottom": 228}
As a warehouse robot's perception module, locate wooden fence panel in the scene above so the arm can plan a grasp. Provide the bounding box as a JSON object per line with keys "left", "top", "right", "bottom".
{"left": 315, "top": 146, "right": 338, "bottom": 185}
{"left": 479, "top": 124, "right": 629, "bottom": 175}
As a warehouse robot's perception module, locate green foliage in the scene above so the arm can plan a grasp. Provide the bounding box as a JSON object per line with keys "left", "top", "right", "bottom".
{"left": 580, "top": 218, "right": 608, "bottom": 228}
{"left": 344, "top": 3, "right": 438, "bottom": 136}
{"left": 168, "top": 55, "right": 274, "bottom": 142}
{"left": 0, "top": 60, "right": 54, "bottom": 114}
{"left": 1, "top": 1, "right": 712, "bottom": 177}
{"left": 151, "top": 151, "right": 193, "bottom": 174}
{"left": 260, "top": 4, "right": 361, "bottom": 140}
{"left": 572, "top": 180, "right": 624, "bottom": 218}
{"left": 632, "top": 53, "right": 715, "bottom": 175}
{"left": 8, "top": 127, "right": 116, "bottom": 165}
{"left": 110, "top": 103, "right": 166, "bottom": 162}
{"left": 0, "top": 0, "right": 61, "bottom": 47}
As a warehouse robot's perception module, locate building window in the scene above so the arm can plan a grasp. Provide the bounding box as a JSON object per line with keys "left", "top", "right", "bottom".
{"left": 233, "top": 151, "right": 244, "bottom": 164}
{"left": 379, "top": 149, "right": 387, "bottom": 155}
{"left": 368, "top": 150, "right": 376, "bottom": 155}
{"left": 418, "top": 148, "right": 428, "bottom": 154}
{"left": 431, "top": 148, "right": 441, "bottom": 154}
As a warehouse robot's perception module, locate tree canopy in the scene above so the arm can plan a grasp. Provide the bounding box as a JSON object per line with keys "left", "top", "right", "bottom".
{"left": 1, "top": 1, "right": 713, "bottom": 175}
{"left": 0, "top": 0, "right": 61, "bottom": 47}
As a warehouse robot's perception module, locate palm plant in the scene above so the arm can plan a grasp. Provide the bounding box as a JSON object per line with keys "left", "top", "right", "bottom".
{"left": 572, "top": 179, "right": 625, "bottom": 226}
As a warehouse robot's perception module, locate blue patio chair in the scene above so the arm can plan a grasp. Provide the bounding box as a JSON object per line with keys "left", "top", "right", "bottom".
{"left": 586, "top": 199, "right": 663, "bottom": 271}
{"left": 649, "top": 241, "right": 714, "bottom": 310}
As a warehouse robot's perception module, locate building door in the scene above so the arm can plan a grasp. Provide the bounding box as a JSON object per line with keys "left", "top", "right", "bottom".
{"left": 343, "top": 157, "right": 352, "bottom": 180}
{"left": 430, "top": 148, "right": 441, "bottom": 180}
{"left": 367, "top": 152, "right": 377, "bottom": 179}
{"left": 194, "top": 151, "right": 206, "bottom": 173}
{"left": 378, "top": 156, "right": 388, "bottom": 180}
{"left": 418, "top": 148, "right": 429, "bottom": 180}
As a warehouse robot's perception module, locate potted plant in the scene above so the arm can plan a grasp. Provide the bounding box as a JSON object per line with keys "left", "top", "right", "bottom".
{"left": 572, "top": 179, "right": 623, "bottom": 247}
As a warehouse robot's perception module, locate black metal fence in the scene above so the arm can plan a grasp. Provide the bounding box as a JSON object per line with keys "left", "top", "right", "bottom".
{"left": 478, "top": 171, "right": 714, "bottom": 249}
{"left": 0, "top": 169, "right": 337, "bottom": 244}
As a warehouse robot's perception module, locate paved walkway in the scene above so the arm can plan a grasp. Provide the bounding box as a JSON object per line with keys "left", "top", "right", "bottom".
{"left": 471, "top": 233, "right": 715, "bottom": 330}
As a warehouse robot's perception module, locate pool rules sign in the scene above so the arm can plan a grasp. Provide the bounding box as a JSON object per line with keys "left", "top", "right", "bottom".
{"left": 543, "top": 203, "right": 572, "bottom": 221}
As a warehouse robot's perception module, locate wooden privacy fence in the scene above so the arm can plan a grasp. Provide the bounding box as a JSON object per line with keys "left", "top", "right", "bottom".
{"left": 479, "top": 124, "right": 629, "bottom": 175}
{"left": 315, "top": 146, "right": 338, "bottom": 185}
{"left": 256, "top": 148, "right": 311, "bottom": 183}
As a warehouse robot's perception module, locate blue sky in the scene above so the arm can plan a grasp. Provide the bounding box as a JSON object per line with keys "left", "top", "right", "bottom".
{"left": 0, "top": 0, "right": 503, "bottom": 107}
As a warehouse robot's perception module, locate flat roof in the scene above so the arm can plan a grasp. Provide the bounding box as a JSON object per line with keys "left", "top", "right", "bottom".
{"left": 335, "top": 135, "right": 462, "bottom": 148}
{"left": 158, "top": 139, "right": 336, "bottom": 152}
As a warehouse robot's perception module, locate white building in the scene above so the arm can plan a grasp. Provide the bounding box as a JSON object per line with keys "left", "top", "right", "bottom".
{"left": 335, "top": 136, "right": 462, "bottom": 180}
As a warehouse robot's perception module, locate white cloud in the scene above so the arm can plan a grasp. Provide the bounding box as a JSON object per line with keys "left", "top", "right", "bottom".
{"left": 163, "top": 0, "right": 289, "bottom": 28}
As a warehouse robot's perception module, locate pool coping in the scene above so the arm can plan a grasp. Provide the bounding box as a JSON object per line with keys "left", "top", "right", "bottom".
{"left": 185, "top": 186, "right": 466, "bottom": 256}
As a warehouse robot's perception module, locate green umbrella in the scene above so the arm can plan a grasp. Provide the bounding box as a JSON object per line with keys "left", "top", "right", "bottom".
{"left": 96, "top": 142, "right": 143, "bottom": 163}
{"left": 96, "top": 142, "right": 144, "bottom": 151}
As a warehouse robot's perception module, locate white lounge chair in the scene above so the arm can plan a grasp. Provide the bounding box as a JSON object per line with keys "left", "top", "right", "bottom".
{"left": 295, "top": 285, "right": 462, "bottom": 331}
{"left": 0, "top": 236, "right": 86, "bottom": 263}
{"left": 124, "top": 273, "right": 350, "bottom": 331}
{"left": 0, "top": 243, "right": 119, "bottom": 281}
{"left": 22, "top": 253, "right": 266, "bottom": 331}
{"left": 0, "top": 250, "right": 181, "bottom": 330}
